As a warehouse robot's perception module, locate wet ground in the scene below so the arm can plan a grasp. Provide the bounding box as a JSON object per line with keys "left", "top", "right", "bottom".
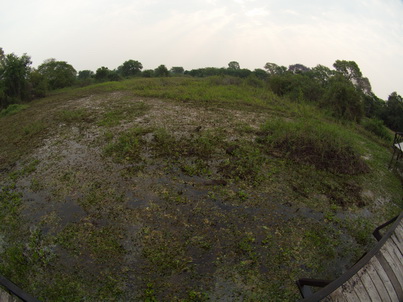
{"left": 0, "top": 92, "right": 401, "bottom": 301}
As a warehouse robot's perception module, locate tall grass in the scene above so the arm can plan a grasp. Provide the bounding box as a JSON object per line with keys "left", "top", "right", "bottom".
{"left": 258, "top": 118, "right": 369, "bottom": 174}
{"left": 361, "top": 118, "right": 392, "bottom": 142}
{"left": 56, "top": 77, "right": 277, "bottom": 109}
{"left": 0, "top": 104, "right": 28, "bottom": 117}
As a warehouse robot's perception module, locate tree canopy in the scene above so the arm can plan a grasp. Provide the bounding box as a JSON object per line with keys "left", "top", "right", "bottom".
{"left": 37, "top": 59, "right": 77, "bottom": 90}
{"left": 170, "top": 66, "right": 184, "bottom": 75}
{"left": 117, "top": 60, "right": 143, "bottom": 77}
{"left": 227, "top": 61, "right": 240, "bottom": 70}
{"left": 382, "top": 92, "right": 403, "bottom": 131}
{"left": 264, "top": 62, "right": 287, "bottom": 75}
{"left": 154, "top": 65, "right": 169, "bottom": 77}
{"left": 0, "top": 52, "right": 32, "bottom": 108}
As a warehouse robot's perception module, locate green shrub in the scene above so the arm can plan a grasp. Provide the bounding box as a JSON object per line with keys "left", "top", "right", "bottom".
{"left": 258, "top": 118, "right": 368, "bottom": 174}
{"left": 361, "top": 118, "right": 392, "bottom": 141}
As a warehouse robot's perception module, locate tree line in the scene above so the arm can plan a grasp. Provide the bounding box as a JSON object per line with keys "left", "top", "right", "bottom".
{"left": 0, "top": 47, "right": 402, "bottom": 131}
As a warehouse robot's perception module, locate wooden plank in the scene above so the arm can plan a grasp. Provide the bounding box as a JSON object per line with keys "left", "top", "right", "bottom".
{"left": 390, "top": 233, "right": 403, "bottom": 255}
{"left": 376, "top": 251, "right": 403, "bottom": 300}
{"left": 386, "top": 236, "right": 403, "bottom": 267}
{"left": 357, "top": 265, "right": 383, "bottom": 301}
{"left": 372, "top": 254, "right": 400, "bottom": 301}
{"left": 0, "top": 287, "right": 21, "bottom": 302}
{"left": 365, "top": 258, "right": 392, "bottom": 302}
{"left": 349, "top": 273, "right": 371, "bottom": 301}
{"left": 394, "top": 222, "right": 403, "bottom": 238}
{"left": 394, "top": 224, "right": 403, "bottom": 246}
{"left": 327, "top": 288, "right": 348, "bottom": 302}
{"left": 340, "top": 279, "right": 362, "bottom": 302}
{"left": 385, "top": 239, "right": 403, "bottom": 270}
{"left": 396, "top": 222, "right": 403, "bottom": 237}
{"left": 381, "top": 242, "right": 403, "bottom": 287}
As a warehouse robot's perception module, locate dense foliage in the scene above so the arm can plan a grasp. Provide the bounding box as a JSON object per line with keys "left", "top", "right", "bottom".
{"left": 0, "top": 47, "right": 402, "bottom": 131}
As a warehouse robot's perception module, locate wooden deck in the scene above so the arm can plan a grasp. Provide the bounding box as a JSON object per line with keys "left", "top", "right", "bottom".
{"left": 0, "top": 286, "right": 23, "bottom": 302}
{"left": 297, "top": 212, "right": 403, "bottom": 302}
{"left": 0, "top": 275, "right": 39, "bottom": 302}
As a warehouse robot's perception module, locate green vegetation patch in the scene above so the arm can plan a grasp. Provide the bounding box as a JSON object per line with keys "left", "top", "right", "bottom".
{"left": 258, "top": 118, "right": 369, "bottom": 174}
{"left": 0, "top": 185, "right": 22, "bottom": 229}
{"left": 152, "top": 128, "right": 223, "bottom": 159}
{"left": 0, "top": 104, "right": 29, "bottom": 117}
{"left": 57, "top": 223, "right": 124, "bottom": 261}
{"left": 57, "top": 109, "right": 93, "bottom": 124}
{"left": 218, "top": 143, "right": 266, "bottom": 185}
{"left": 141, "top": 228, "right": 193, "bottom": 274}
{"left": 104, "top": 127, "right": 152, "bottom": 162}
{"left": 361, "top": 118, "right": 393, "bottom": 142}
{"left": 98, "top": 100, "right": 150, "bottom": 127}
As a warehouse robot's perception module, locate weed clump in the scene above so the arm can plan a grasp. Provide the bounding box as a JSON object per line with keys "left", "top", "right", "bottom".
{"left": 104, "top": 127, "right": 151, "bottom": 162}
{"left": 258, "top": 118, "right": 369, "bottom": 174}
{"left": 219, "top": 143, "right": 265, "bottom": 185}
{"left": 57, "top": 109, "right": 93, "bottom": 124}
{"left": 152, "top": 128, "right": 222, "bottom": 159}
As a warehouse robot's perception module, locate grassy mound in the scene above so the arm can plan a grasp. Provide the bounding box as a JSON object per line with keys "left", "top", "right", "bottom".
{"left": 0, "top": 77, "right": 401, "bottom": 301}
{"left": 258, "top": 118, "right": 369, "bottom": 174}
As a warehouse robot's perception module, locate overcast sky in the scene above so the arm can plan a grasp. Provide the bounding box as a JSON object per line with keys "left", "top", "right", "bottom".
{"left": 1, "top": 0, "right": 402, "bottom": 99}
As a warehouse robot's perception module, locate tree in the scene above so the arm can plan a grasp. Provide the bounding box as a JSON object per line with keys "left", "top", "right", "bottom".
{"left": 288, "top": 64, "right": 310, "bottom": 74}
{"left": 77, "top": 70, "right": 94, "bottom": 80}
{"left": 363, "top": 93, "right": 384, "bottom": 119}
{"left": 108, "top": 70, "right": 121, "bottom": 81}
{"left": 0, "top": 48, "right": 4, "bottom": 67}
{"left": 322, "top": 74, "right": 363, "bottom": 122}
{"left": 117, "top": 60, "right": 142, "bottom": 77}
{"left": 154, "top": 65, "right": 169, "bottom": 77}
{"left": 333, "top": 60, "right": 373, "bottom": 96}
{"left": 252, "top": 68, "right": 268, "bottom": 80}
{"left": 268, "top": 74, "right": 293, "bottom": 96}
{"left": 264, "top": 62, "right": 286, "bottom": 75}
{"left": 95, "top": 67, "right": 110, "bottom": 81}
{"left": 0, "top": 52, "right": 32, "bottom": 107}
{"left": 37, "top": 59, "right": 76, "bottom": 90}
{"left": 356, "top": 77, "right": 372, "bottom": 95}
{"left": 310, "top": 65, "right": 334, "bottom": 86}
{"left": 227, "top": 61, "right": 240, "bottom": 70}
{"left": 170, "top": 66, "right": 184, "bottom": 75}
{"left": 28, "top": 69, "right": 48, "bottom": 98}
{"left": 382, "top": 92, "right": 403, "bottom": 131}
{"left": 142, "top": 69, "right": 154, "bottom": 78}
{"left": 95, "top": 67, "right": 121, "bottom": 82}
{"left": 333, "top": 60, "right": 362, "bottom": 81}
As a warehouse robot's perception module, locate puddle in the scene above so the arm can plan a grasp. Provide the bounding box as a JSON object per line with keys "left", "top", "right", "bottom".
{"left": 125, "top": 190, "right": 150, "bottom": 209}
{"left": 21, "top": 187, "right": 86, "bottom": 228}
{"left": 57, "top": 196, "right": 86, "bottom": 225}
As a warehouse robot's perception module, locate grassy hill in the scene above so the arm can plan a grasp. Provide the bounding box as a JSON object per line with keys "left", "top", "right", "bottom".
{"left": 0, "top": 76, "right": 402, "bottom": 301}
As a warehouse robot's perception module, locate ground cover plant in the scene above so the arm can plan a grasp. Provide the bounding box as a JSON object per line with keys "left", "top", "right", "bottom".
{"left": 0, "top": 77, "right": 401, "bottom": 301}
